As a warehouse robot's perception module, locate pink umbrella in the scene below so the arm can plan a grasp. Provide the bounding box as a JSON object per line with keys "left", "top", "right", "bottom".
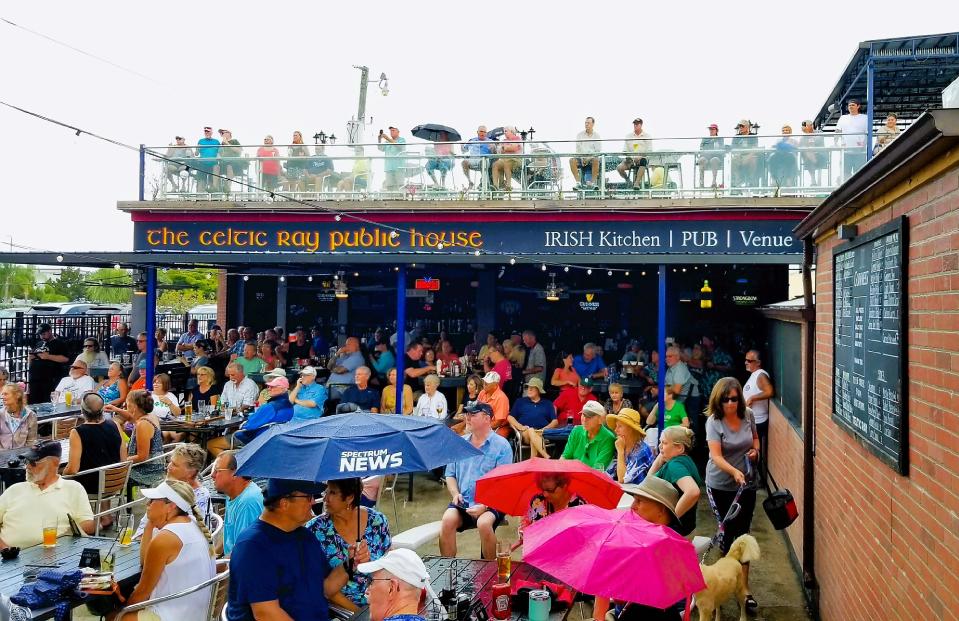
{"left": 522, "top": 504, "right": 705, "bottom": 610}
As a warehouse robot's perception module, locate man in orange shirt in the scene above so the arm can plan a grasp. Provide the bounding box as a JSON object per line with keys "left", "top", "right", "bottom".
{"left": 478, "top": 371, "right": 511, "bottom": 438}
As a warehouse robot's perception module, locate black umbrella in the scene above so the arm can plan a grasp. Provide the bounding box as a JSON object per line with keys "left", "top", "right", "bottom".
{"left": 411, "top": 123, "right": 461, "bottom": 142}
{"left": 486, "top": 126, "right": 507, "bottom": 141}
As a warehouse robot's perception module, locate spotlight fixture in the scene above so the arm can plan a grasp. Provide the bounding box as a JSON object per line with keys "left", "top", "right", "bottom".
{"left": 279, "top": 276, "right": 285, "bottom": 282}
{"left": 564, "top": 266, "right": 569, "bottom": 272}
{"left": 56, "top": 254, "right": 63, "bottom": 263}
{"left": 625, "top": 271, "right": 630, "bottom": 276}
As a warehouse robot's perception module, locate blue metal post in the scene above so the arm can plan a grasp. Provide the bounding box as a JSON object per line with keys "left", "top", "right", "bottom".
{"left": 144, "top": 267, "right": 157, "bottom": 387}
{"left": 395, "top": 266, "right": 406, "bottom": 415}
{"left": 866, "top": 60, "right": 875, "bottom": 161}
{"left": 657, "top": 265, "right": 667, "bottom": 435}
{"left": 138, "top": 144, "right": 146, "bottom": 201}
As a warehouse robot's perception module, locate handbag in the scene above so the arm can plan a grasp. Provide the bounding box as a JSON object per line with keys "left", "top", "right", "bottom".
{"left": 762, "top": 472, "right": 798, "bottom": 530}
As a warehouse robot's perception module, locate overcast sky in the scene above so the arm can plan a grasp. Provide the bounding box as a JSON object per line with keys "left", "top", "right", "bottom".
{"left": 0, "top": 1, "right": 951, "bottom": 254}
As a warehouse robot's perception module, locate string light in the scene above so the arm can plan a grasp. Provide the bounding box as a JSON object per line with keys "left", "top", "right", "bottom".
{"left": 625, "top": 271, "right": 630, "bottom": 276}
{"left": 541, "top": 264, "right": 547, "bottom": 272}
{"left": 56, "top": 255, "right": 63, "bottom": 262}
{"left": 564, "top": 266, "right": 569, "bottom": 272}
{"left": 607, "top": 270, "right": 613, "bottom": 276}
{"left": 437, "top": 243, "right": 444, "bottom": 249}
{"left": 243, "top": 275, "right": 249, "bottom": 281}
{"left": 509, "top": 258, "right": 516, "bottom": 265}
{"left": 587, "top": 269, "right": 592, "bottom": 275}
{"left": 279, "top": 276, "right": 285, "bottom": 282}
{"left": 308, "top": 276, "right": 313, "bottom": 282}
{"left": 334, "top": 215, "right": 342, "bottom": 222}
{"left": 473, "top": 250, "right": 481, "bottom": 256}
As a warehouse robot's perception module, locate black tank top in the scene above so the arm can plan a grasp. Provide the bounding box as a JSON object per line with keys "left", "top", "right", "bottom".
{"left": 74, "top": 421, "right": 122, "bottom": 494}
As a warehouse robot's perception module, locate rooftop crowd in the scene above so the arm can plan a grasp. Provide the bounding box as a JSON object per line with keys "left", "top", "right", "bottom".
{"left": 157, "top": 99, "right": 891, "bottom": 197}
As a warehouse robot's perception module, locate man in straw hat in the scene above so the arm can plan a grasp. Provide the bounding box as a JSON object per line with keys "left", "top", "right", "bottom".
{"left": 359, "top": 548, "right": 438, "bottom": 621}
{"left": 604, "top": 408, "right": 654, "bottom": 484}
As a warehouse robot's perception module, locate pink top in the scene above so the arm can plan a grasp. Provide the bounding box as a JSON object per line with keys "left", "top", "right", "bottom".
{"left": 257, "top": 146, "right": 281, "bottom": 175}
{"left": 501, "top": 132, "right": 522, "bottom": 154}
{"left": 434, "top": 143, "right": 454, "bottom": 157}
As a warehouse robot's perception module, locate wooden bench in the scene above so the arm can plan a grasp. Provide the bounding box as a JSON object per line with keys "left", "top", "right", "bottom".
{"left": 391, "top": 520, "right": 443, "bottom": 550}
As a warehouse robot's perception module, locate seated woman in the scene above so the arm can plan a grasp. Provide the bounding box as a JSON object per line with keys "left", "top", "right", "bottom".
{"left": 605, "top": 408, "right": 653, "bottom": 484}
{"left": 150, "top": 374, "right": 181, "bottom": 421}
{"left": 188, "top": 366, "right": 220, "bottom": 409}
{"left": 645, "top": 390, "right": 689, "bottom": 429}
{"left": 523, "top": 473, "right": 586, "bottom": 528}
{"left": 121, "top": 480, "right": 216, "bottom": 621}
{"left": 550, "top": 352, "right": 580, "bottom": 390}
{"left": 98, "top": 362, "right": 129, "bottom": 408}
{"left": 0, "top": 383, "right": 37, "bottom": 449}
{"left": 604, "top": 382, "right": 633, "bottom": 416}
{"left": 380, "top": 368, "right": 413, "bottom": 415}
{"left": 186, "top": 340, "right": 212, "bottom": 390}
{"left": 134, "top": 443, "right": 210, "bottom": 539}
{"left": 308, "top": 478, "right": 391, "bottom": 612}
{"left": 648, "top": 426, "right": 701, "bottom": 536}
{"left": 122, "top": 390, "right": 166, "bottom": 497}
{"left": 414, "top": 374, "right": 447, "bottom": 419}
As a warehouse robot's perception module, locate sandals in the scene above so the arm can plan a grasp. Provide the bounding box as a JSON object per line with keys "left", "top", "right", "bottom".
{"left": 744, "top": 594, "right": 758, "bottom": 612}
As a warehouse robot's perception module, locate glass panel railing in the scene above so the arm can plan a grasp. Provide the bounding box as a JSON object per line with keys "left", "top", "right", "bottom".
{"left": 143, "top": 135, "right": 865, "bottom": 202}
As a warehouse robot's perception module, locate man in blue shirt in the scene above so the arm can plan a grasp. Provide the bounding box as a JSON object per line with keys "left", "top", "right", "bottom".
{"left": 340, "top": 366, "right": 380, "bottom": 412}
{"left": 227, "top": 479, "right": 356, "bottom": 621}
{"left": 440, "top": 403, "right": 513, "bottom": 559}
{"left": 573, "top": 342, "right": 607, "bottom": 380}
{"left": 212, "top": 450, "right": 265, "bottom": 556}
{"left": 196, "top": 126, "right": 220, "bottom": 193}
{"left": 461, "top": 125, "right": 494, "bottom": 189}
{"left": 217, "top": 376, "right": 293, "bottom": 451}
{"left": 378, "top": 126, "right": 407, "bottom": 191}
{"left": 507, "top": 377, "right": 557, "bottom": 458}
{"left": 290, "top": 366, "right": 327, "bottom": 420}
{"left": 327, "top": 337, "right": 366, "bottom": 397}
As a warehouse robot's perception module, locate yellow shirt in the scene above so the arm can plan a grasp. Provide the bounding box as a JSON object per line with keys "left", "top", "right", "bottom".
{"left": 0, "top": 477, "right": 93, "bottom": 548}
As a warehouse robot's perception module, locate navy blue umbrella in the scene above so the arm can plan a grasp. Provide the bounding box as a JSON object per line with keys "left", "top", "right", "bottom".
{"left": 411, "top": 123, "right": 461, "bottom": 143}
{"left": 234, "top": 412, "right": 481, "bottom": 482}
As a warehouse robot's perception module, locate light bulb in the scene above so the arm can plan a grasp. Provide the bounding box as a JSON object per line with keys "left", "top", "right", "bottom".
{"left": 390, "top": 231, "right": 399, "bottom": 238}
{"left": 625, "top": 271, "right": 630, "bottom": 276}
{"left": 56, "top": 254, "right": 63, "bottom": 263}
{"left": 280, "top": 276, "right": 285, "bottom": 282}
{"left": 243, "top": 275, "right": 249, "bottom": 281}
{"left": 308, "top": 276, "right": 313, "bottom": 282}
{"left": 334, "top": 215, "right": 342, "bottom": 222}
{"left": 641, "top": 271, "right": 646, "bottom": 276}
{"left": 509, "top": 258, "right": 516, "bottom": 265}
{"left": 353, "top": 272, "right": 359, "bottom": 277}
{"left": 437, "top": 243, "right": 444, "bottom": 249}
{"left": 607, "top": 270, "right": 613, "bottom": 276}
{"left": 473, "top": 250, "right": 481, "bottom": 256}
{"left": 587, "top": 269, "right": 592, "bottom": 275}
{"left": 114, "top": 263, "right": 121, "bottom": 270}
{"left": 541, "top": 264, "right": 547, "bottom": 271}
{"left": 564, "top": 266, "right": 569, "bottom": 272}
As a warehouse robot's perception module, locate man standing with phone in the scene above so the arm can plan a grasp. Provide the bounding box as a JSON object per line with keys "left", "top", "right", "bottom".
{"left": 378, "top": 126, "right": 407, "bottom": 191}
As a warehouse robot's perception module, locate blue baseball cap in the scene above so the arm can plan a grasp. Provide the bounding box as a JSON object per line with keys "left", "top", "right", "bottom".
{"left": 463, "top": 402, "right": 493, "bottom": 417}
{"left": 265, "top": 479, "right": 326, "bottom": 502}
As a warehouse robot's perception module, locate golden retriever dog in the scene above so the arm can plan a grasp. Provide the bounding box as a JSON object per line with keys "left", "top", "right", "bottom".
{"left": 694, "top": 534, "right": 761, "bottom": 621}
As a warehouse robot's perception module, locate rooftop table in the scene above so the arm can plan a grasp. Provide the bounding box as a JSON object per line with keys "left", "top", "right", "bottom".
{"left": 31, "top": 403, "right": 82, "bottom": 422}
{"left": 352, "top": 555, "right": 575, "bottom": 621}
{"left": 0, "top": 536, "right": 141, "bottom": 619}
{"left": 161, "top": 413, "right": 247, "bottom": 444}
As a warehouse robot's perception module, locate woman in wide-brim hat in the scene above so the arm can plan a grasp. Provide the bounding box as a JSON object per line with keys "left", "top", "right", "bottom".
{"left": 605, "top": 408, "right": 653, "bottom": 484}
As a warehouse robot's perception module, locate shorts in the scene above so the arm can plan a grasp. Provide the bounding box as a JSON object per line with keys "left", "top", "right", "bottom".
{"left": 573, "top": 156, "right": 599, "bottom": 168}
{"left": 495, "top": 157, "right": 521, "bottom": 168}
{"left": 622, "top": 157, "right": 649, "bottom": 168}
{"left": 466, "top": 157, "right": 484, "bottom": 170}
{"left": 426, "top": 158, "right": 453, "bottom": 173}
{"left": 448, "top": 504, "right": 505, "bottom": 532}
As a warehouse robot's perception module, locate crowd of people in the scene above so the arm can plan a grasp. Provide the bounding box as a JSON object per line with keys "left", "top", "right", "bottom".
{"left": 158, "top": 102, "right": 889, "bottom": 197}
{"left": 0, "top": 316, "right": 778, "bottom": 620}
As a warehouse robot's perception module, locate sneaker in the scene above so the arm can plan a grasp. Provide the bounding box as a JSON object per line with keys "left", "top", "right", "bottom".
{"left": 744, "top": 594, "right": 758, "bottom": 612}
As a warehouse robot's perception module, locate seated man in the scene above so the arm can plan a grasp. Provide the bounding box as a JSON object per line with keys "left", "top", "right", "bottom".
{"left": 0, "top": 440, "right": 94, "bottom": 548}
{"left": 477, "top": 371, "right": 510, "bottom": 438}
{"left": 768, "top": 124, "right": 799, "bottom": 191}
{"left": 54, "top": 359, "right": 95, "bottom": 401}
{"left": 221, "top": 362, "right": 259, "bottom": 410}
{"left": 227, "top": 479, "right": 353, "bottom": 621}
{"left": 212, "top": 450, "right": 265, "bottom": 556}
{"left": 234, "top": 341, "right": 266, "bottom": 376}
{"left": 550, "top": 378, "right": 600, "bottom": 429}
{"left": 305, "top": 144, "right": 341, "bottom": 191}
{"left": 461, "top": 125, "right": 494, "bottom": 189}
{"left": 560, "top": 401, "right": 615, "bottom": 470}
{"left": 340, "top": 366, "right": 380, "bottom": 412}
{"left": 617, "top": 118, "right": 652, "bottom": 190}
{"left": 570, "top": 116, "right": 601, "bottom": 189}
{"left": 507, "top": 377, "right": 557, "bottom": 458}
{"left": 697, "top": 123, "right": 725, "bottom": 188}
{"left": 208, "top": 376, "right": 293, "bottom": 456}
{"left": 290, "top": 366, "right": 327, "bottom": 421}
{"left": 359, "top": 548, "right": 435, "bottom": 621}
{"left": 572, "top": 342, "right": 606, "bottom": 380}
{"left": 730, "top": 120, "right": 760, "bottom": 189}
{"left": 440, "top": 403, "right": 512, "bottom": 560}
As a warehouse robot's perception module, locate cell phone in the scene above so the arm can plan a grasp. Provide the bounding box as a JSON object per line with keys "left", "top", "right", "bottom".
{"left": 379, "top": 129, "right": 384, "bottom": 136}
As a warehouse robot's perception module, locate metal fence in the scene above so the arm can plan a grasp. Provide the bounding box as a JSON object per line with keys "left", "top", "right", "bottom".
{"left": 0, "top": 313, "right": 217, "bottom": 383}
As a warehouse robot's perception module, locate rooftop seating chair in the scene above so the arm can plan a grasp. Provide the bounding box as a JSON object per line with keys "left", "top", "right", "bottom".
{"left": 118, "top": 559, "right": 229, "bottom": 621}
{"left": 63, "top": 460, "right": 132, "bottom": 536}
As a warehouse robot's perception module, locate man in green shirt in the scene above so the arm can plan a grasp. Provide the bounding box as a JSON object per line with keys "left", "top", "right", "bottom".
{"left": 234, "top": 342, "right": 266, "bottom": 376}
{"left": 561, "top": 401, "right": 615, "bottom": 469}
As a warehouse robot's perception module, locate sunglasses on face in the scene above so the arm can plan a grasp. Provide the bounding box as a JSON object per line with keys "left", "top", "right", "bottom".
{"left": 721, "top": 396, "right": 740, "bottom": 403}
{"left": 70, "top": 366, "right": 83, "bottom": 370}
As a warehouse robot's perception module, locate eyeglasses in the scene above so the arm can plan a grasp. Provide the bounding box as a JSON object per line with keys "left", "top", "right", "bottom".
{"left": 70, "top": 366, "right": 83, "bottom": 370}
{"left": 745, "top": 358, "right": 758, "bottom": 363}
{"left": 83, "top": 344, "right": 95, "bottom": 348}
{"left": 285, "top": 493, "right": 314, "bottom": 502}
{"left": 721, "top": 396, "right": 740, "bottom": 403}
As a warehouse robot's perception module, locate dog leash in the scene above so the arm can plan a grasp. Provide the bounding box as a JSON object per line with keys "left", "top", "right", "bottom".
{"left": 702, "top": 460, "right": 752, "bottom": 561}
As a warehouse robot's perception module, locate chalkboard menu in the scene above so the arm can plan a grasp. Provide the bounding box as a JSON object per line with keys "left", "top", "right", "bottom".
{"left": 832, "top": 217, "right": 908, "bottom": 474}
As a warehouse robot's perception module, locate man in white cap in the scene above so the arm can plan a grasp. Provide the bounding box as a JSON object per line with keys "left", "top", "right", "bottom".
{"left": 359, "top": 548, "right": 437, "bottom": 621}
{"left": 290, "top": 366, "right": 327, "bottom": 421}
{"left": 478, "top": 371, "right": 510, "bottom": 437}
{"left": 560, "top": 401, "right": 615, "bottom": 470}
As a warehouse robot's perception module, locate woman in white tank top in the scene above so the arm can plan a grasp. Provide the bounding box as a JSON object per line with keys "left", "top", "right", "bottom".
{"left": 123, "top": 480, "right": 217, "bottom": 621}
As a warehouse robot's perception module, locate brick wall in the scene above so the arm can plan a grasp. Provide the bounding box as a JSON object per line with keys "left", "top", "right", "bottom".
{"left": 767, "top": 400, "right": 805, "bottom": 564}
{"left": 813, "top": 163, "right": 959, "bottom": 621}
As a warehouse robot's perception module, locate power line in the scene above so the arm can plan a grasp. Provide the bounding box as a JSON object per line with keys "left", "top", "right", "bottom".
{"left": 0, "top": 17, "right": 161, "bottom": 84}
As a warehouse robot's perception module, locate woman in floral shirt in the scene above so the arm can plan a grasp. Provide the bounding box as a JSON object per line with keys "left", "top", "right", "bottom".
{"left": 308, "top": 478, "right": 391, "bottom": 609}
{"left": 523, "top": 473, "right": 587, "bottom": 527}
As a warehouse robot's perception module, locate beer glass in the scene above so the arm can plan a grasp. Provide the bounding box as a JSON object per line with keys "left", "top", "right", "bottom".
{"left": 496, "top": 540, "right": 511, "bottom": 581}
{"left": 119, "top": 515, "right": 135, "bottom": 547}
{"left": 42, "top": 517, "right": 58, "bottom": 548}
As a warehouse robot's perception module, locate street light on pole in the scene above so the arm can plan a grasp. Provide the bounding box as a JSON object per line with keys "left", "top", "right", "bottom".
{"left": 347, "top": 65, "right": 389, "bottom": 144}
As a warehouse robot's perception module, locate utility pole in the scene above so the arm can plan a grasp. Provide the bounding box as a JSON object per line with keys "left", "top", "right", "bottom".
{"left": 348, "top": 66, "right": 388, "bottom": 144}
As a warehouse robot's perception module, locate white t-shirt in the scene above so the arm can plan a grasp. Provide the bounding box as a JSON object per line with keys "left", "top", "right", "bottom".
{"left": 575, "top": 130, "right": 602, "bottom": 155}
{"left": 152, "top": 395, "right": 174, "bottom": 421}
{"left": 836, "top": 113, "right": 868, "bottom": 148}
{"left": 415, "top": 391, "right": 448, "bottom": 419}
{"left": 54, "top": 375, "right": 95, "bottom": 401}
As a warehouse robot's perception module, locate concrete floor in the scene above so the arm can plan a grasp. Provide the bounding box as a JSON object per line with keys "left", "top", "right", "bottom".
{"left": 387, "top": 474, "right": 813, "bottom": 621}
{"left": 77, "top": 475, "right": 813, "bottom": 621}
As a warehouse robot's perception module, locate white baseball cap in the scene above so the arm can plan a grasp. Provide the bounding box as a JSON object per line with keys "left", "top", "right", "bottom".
{"left": 482, "top": 371, "right": 501, "bottom": 384}
{"left": 299, "top": 366, "right": 317, "bottom": 376}
{"left": 140, "top": 481, "right": 193, "bottom": 515}
{"left": 357, "top": 549, "right": 438, "bottom": 600}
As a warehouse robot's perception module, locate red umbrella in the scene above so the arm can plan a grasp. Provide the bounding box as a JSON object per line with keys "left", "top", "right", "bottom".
{"left": 474, "top": 458, "right": 622, "bottom": 516}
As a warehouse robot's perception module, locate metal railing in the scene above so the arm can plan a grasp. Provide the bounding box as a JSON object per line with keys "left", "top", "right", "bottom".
{"left": 0, "top": 312, "right": 217, "bottom": 384}
{"left": 143, "top": 134, "right": 868, "bottom": 202}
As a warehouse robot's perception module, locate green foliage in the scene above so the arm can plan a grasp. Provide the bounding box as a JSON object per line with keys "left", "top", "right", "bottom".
{"left": 42, "top": 268, "right": 88, "bottom": 301}
{"left": 86, "top": 268, "right": 133, "bottom": 304}
{"left": 0, "top": 264, "right": 39, "bottom": 302}
{"left": 158, "top": 289, "right": 210, "bottom": 313}
{"left": 158, "top": 268, "right": 217, "bottom": 298}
